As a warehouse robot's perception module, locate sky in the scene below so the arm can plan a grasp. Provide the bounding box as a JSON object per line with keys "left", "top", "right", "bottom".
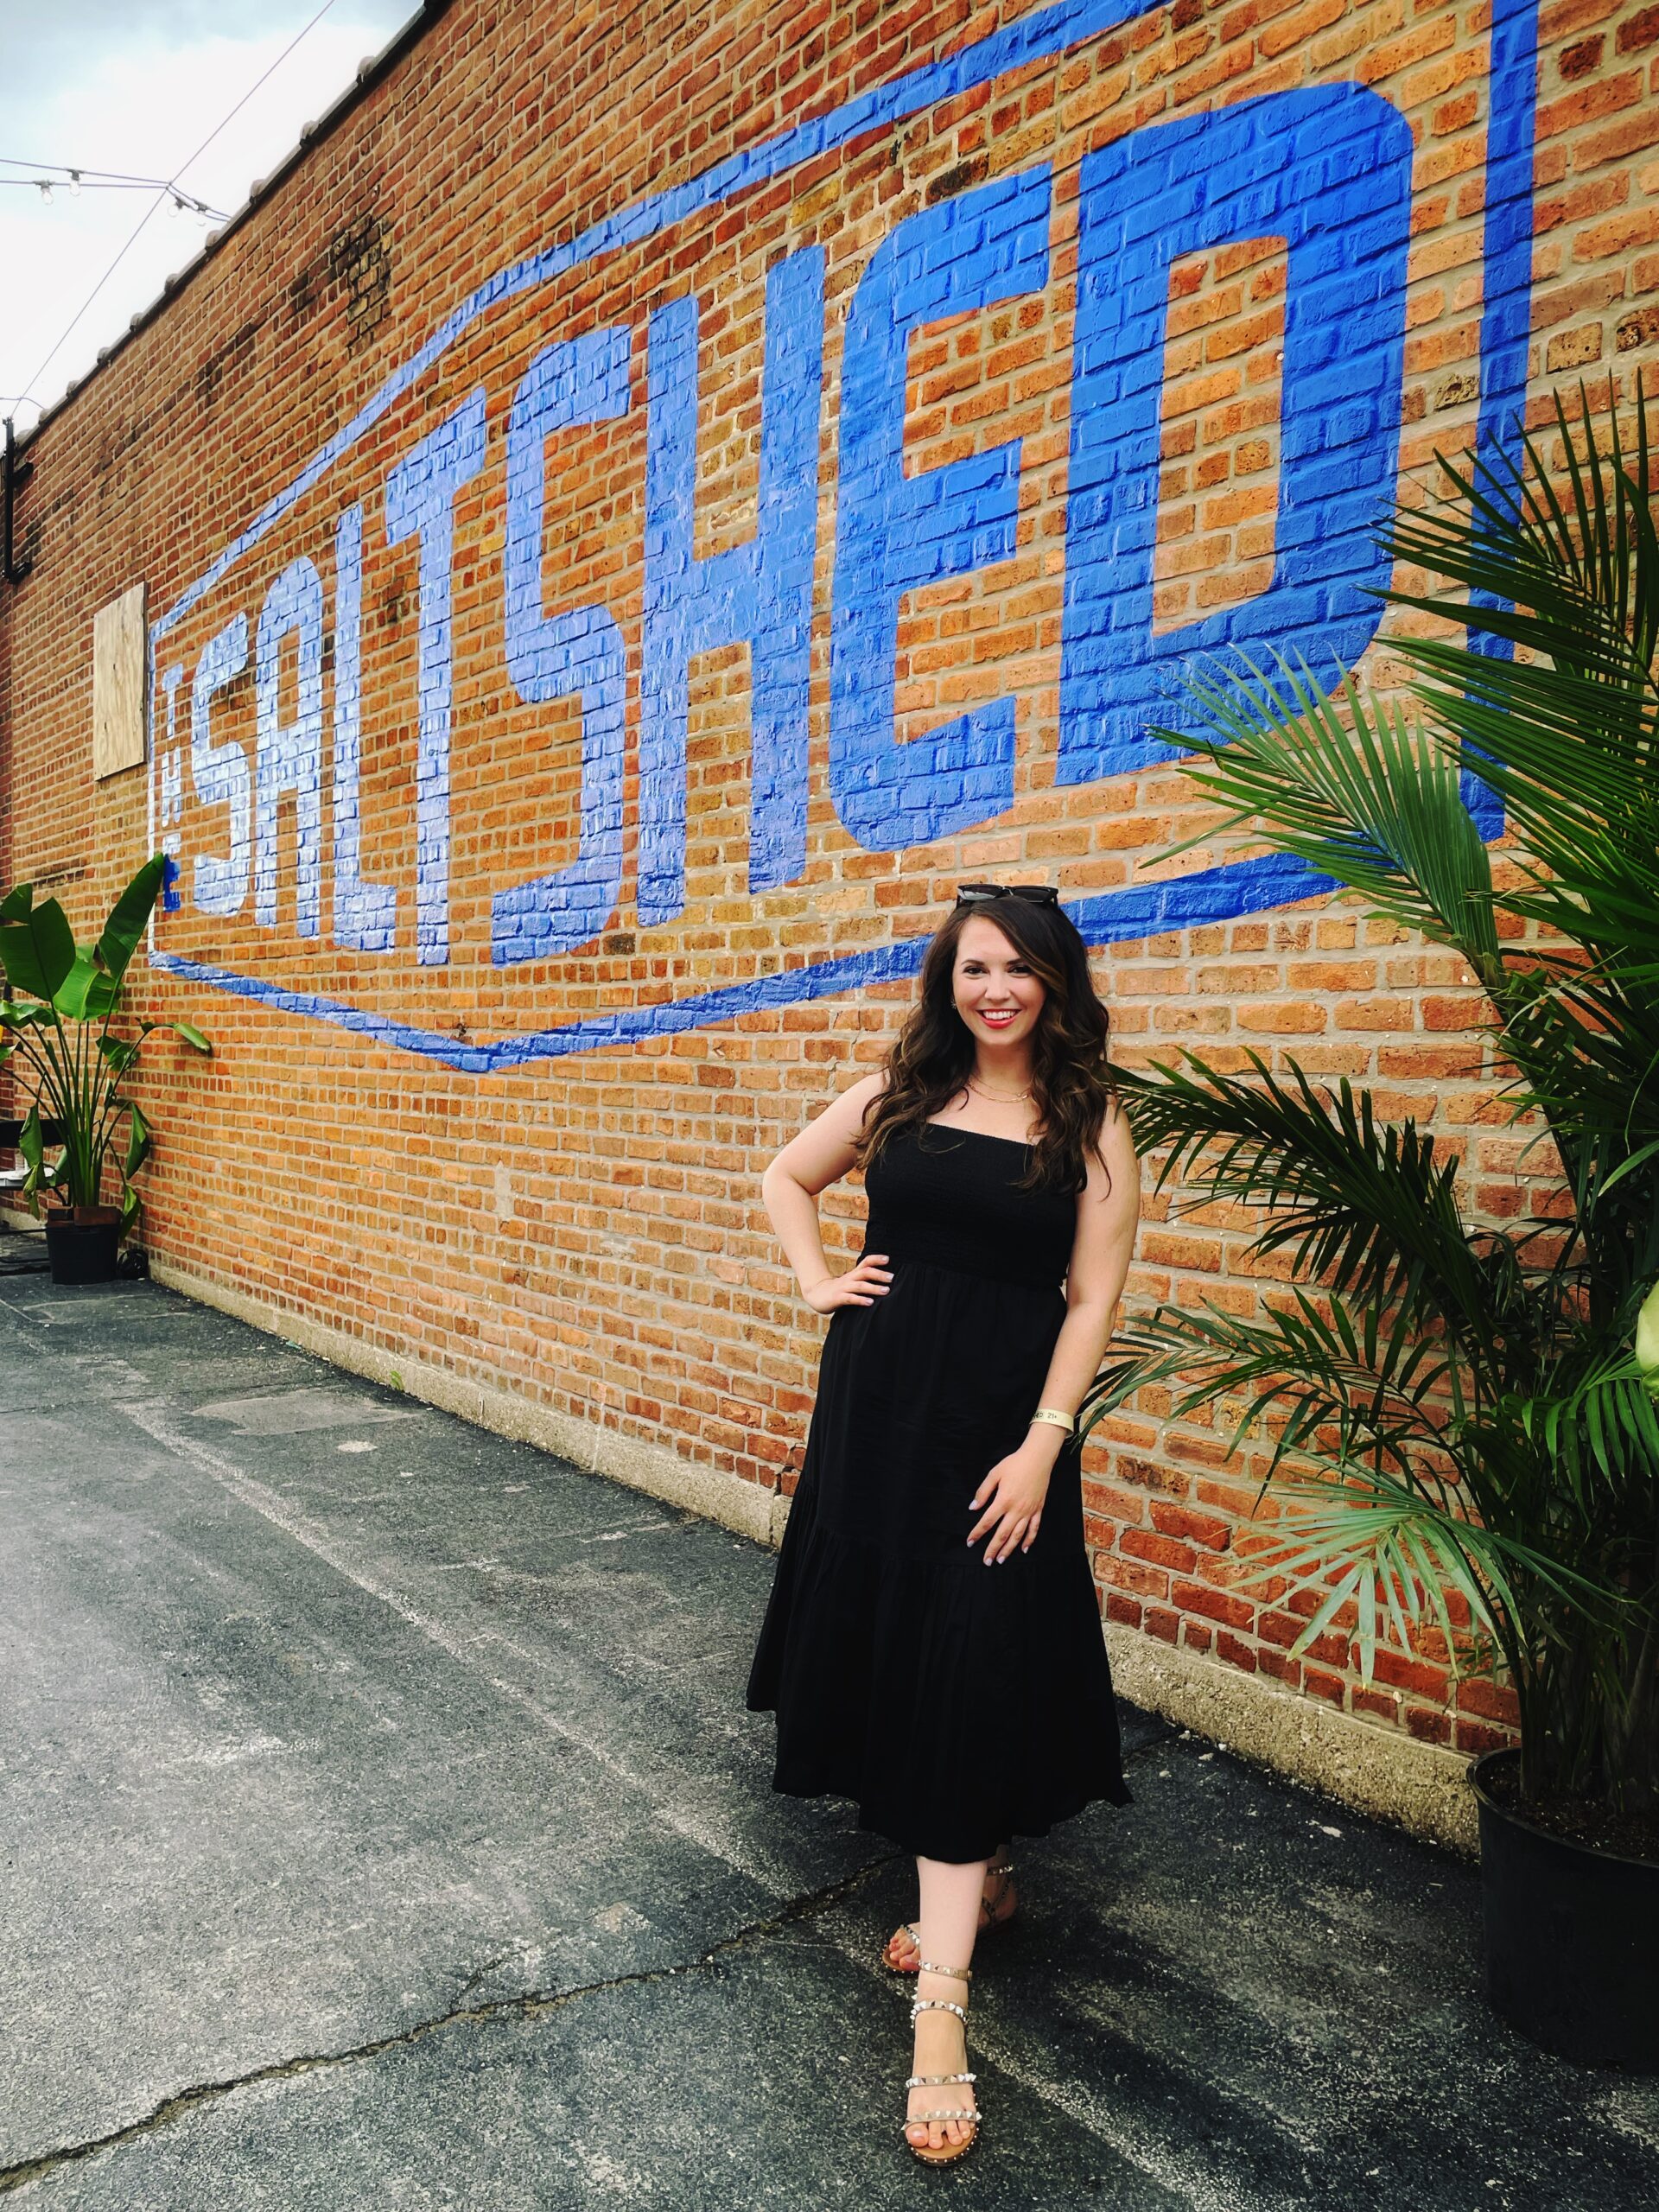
{"left": 1, "top": 0, "right": 419, "bottom": 428}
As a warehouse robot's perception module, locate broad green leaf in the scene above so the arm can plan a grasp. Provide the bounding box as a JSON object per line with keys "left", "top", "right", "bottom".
{"left": 14, "top": 1106, "right": 59, "bottom": 1217}
{"left": 139, "top": 1018, "right": 214, "bottom": 1054}
{"left": 17, "top": 1104, "right": 42, "bottom": 1181}
{"left": 0, "top": 893, "right": 76, "bottom": 1001}
{"left": 97, "top": 1035, "right": 140, "bottom": 1077}
{"left": 124, "top": 1103, "right": 152, "bottom": 1182}
{"left": 83, "top": 969, "right": 124, "bottom": 1022}
{"left": 53, "top": 947, "right": 99, "bottom": 1021}
{"left": 94, "top": 855, "right": 167, "bottom": 986}
{"left": 1638, "top": 1281, "right": 1659, "bottom": 1387}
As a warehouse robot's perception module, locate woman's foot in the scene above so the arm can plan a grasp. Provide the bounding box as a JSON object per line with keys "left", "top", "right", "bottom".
{"left": 885, "top": 1857, "right": 1014, "bottom": 1973}
{"left": 904, "top": 1967, "right": 979, "bottom": 2158}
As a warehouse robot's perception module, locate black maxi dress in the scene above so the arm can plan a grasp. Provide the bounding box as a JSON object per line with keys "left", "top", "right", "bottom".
{"left": 745, "top": 1117, "right": 1133, "bottom": 1863}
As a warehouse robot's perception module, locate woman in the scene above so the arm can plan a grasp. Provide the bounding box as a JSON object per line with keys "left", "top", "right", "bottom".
{"left": 745, "top": 880, "right": 1142, "bottom": 2164}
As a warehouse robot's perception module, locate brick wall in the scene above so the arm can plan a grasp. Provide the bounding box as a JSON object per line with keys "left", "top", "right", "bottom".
{"left": 3, "top": 0, "right": 1656, "bottom": 1843}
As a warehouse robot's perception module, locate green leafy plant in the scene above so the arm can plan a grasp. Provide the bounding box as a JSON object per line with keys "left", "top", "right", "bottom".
{"left": 0, "top": 852, "right": 211, "bottom": 1236}
{"left": 1084, "top": 382, "right": 1659, "bottom": 1819}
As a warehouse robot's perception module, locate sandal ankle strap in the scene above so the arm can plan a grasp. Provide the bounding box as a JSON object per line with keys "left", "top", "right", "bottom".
{"left": 914, "top": 1961, "right": 972, "bottom": 1981}
{"left": 910, "top": 1995, "right": 969, "bottom": 2023}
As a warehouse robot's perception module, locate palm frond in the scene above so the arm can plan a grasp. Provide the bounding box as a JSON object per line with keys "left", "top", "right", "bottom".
{"left": 1128, "top": 376, "right": 1659, "bottom": 1808}
{"left": 1146, "top": 652, "right": 1503, "bottom": 974}
{"left": 1240, "top": 1458, "right": 1628, "bottom": 1682}
{"left": 1382, "top": 380, "right": 1659, "bottom": 692}
{"left": 1086, "top": 1292, "right": 1457, "bottom": 1486}
{"left": 1503, "top": 1346, "right": 1659, "bottom": 1495}
{"left": 1113, "top": 1052, "right": 1503, "bottom": 1357}
{"left": 1399, "top": 653, "right": 1659, "bottom": 963}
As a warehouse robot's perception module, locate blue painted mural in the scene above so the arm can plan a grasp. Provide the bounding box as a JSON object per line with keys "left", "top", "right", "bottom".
{"left": 147, "top": 0, "right": 1541, "bottom": 1073}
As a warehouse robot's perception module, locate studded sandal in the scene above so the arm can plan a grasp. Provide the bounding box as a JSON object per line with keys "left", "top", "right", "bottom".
{"left": 902, "top": 1961, "right": 981, "bottom": 2164}
{"left": 882, "top": 1858, "right": 1015, "bottom": 1973}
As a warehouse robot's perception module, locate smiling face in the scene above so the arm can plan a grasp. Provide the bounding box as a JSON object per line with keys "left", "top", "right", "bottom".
{"left": 951, "top": 913, "right": 1046, "bottom": 1052}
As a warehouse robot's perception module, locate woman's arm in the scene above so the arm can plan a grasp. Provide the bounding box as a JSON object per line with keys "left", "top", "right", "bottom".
{"left": 969, "top": 1100, "right": 1145, "bottom": 1560}
{"left": 760, "top": 1071, "right": 893, "bottom": 1310}
{"left": 1026, "top": 1097, "right": 1143, "bottom": 1452}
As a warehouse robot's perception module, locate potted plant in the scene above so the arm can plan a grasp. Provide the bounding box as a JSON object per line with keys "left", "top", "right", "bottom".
{"left": 1083, "top": 384, "right": 1658, "bottom": 2069}
{"left": 0, "top": 852, "right": 211, "bottom": 1283}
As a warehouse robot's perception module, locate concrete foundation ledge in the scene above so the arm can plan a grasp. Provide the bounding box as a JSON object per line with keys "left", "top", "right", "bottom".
{"left": 1103, "top": 1623, "right": 1481, "bottom": 1857}
{"left": 147, "top": 1254, "right": 779, "bottom": 1548}
{"left": 150, "top": 1253, "right": 1478, "bottom": 1856}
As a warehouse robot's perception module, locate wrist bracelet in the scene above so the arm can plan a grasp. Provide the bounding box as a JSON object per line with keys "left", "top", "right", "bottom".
{"left": 1028, "top": 1407, "right": 1076, "bottom": 1434}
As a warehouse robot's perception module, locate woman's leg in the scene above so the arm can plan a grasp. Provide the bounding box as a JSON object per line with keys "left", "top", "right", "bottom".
{"left": 887, "top": 1840, "right": 1015, "bottom": 1968}
{"left": 904, "top": 1852, "right": 987, "bottom": 2152}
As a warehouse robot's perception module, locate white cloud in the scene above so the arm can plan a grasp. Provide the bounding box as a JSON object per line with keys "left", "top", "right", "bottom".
{"left": 1, "top": 3, "right": 414, "bottom": 419}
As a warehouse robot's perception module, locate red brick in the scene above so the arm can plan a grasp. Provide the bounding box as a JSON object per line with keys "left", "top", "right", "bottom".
{"left": 1173, "top": 1579, "right": 1255, "bottom": 1630}
{"left": 1149, "top": 1500, "right": 1234, "bottom": 1550}
{"left": 1122, "top": 1526, "right": 1199, "bottom": 1573}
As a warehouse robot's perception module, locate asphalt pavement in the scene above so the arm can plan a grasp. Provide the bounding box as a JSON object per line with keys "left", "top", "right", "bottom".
{"left": 1, "top": 1243, "right": 1656, "bottom": 2209}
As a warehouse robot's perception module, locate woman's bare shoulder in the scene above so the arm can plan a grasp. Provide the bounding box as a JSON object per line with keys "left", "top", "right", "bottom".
{"left": 842, "top": 1068, "right": 891, "bottom": 1108}
{"left": 763, "top": 1067, "right": 893, "bottom": 1194}
{"left": 830, "top": 1066, "right": 891, "bottom": 1136}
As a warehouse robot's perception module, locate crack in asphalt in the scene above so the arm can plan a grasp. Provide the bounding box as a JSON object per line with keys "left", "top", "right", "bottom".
{"left": 3, "top": 1729, "right": 1179, "bottom": 2198}
{"left": 0, "top": 1280, "right": 1185, "bottom": 2198}
{"left": 0, "top": 1854, "right": 896, "bottom": 2197}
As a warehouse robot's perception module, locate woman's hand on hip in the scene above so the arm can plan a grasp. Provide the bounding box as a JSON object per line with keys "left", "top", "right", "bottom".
{"left": 802, "top": 1255, "right": 893, "bottom": 1314}
{"left": 966, "top": 1446, "right": 1051, "bottom": 1563}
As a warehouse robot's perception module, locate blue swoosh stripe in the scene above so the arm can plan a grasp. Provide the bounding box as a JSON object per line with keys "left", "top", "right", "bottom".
{"left": 148, "top": 854, "right": 1334, "bottom": 1073}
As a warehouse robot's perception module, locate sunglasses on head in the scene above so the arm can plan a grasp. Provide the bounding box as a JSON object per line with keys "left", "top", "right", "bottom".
{"left": 954, "top": 881, "right": 1059, "bottom": 908}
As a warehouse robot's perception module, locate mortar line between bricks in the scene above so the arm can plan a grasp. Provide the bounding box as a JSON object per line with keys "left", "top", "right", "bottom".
{"left": 0, "top": 1858, "right": 896, "bottom": 2197}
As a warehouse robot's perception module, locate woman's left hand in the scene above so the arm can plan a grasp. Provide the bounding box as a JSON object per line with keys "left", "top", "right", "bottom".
{"left": 966, "top": 1445, "right": 1052, "bottom": 1563}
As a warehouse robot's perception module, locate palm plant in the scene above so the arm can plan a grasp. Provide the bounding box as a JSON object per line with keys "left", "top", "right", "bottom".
{"left": 1084, "top": 382, "right": 1659, "bottom": 1820}
{"left": 0, "top": 852, "right": 211, "bottom": 1236}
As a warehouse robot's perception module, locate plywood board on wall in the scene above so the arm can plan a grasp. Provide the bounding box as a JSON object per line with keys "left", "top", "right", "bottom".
{"left": 92, "top": 583, "right": 147, "bottom": 780}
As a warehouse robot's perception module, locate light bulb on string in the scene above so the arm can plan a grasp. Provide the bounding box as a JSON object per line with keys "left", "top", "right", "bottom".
{"left": 67, "top": 169, "right": 81, "bottom": 196}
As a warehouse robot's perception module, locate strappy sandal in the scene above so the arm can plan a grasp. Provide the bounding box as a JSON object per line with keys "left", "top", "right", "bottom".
{"left": 902, "top": 1960, "right": 981, "bottom": 2164}
{"left": 882, "top": 1859, "right": 1015, "bottom": 1973}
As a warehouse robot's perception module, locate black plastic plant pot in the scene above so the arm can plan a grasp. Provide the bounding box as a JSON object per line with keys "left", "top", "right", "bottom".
{"left": 43, "top": 1208, "right": 122, "bottom": 1286}
{"left": 1471, "top": 1747, "right": 1659, "bottom": 2072}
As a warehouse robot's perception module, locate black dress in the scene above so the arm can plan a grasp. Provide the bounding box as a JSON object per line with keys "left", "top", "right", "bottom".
{"left": 745, "top": 1118, "right": 1133, "bottom": 1863}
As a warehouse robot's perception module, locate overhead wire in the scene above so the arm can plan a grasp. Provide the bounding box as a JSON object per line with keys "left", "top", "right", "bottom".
{"left": 17, "top": 0, "right": 341, "bottom": 407}
{"left": 1, "top": 174, "right": 227, "bottom": 218}
{"left": 0, "top": 157, "right": 216, "bottom": 189}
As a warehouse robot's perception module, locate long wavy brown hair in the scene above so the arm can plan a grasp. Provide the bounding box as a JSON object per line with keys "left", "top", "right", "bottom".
{"left": 849, "top": 897, "right": 1119, "bottom": 1196}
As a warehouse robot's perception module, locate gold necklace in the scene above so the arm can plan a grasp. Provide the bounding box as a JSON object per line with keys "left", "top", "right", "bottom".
{"left": 968, "top": 1074, "right": 1032, "bottom": 1101}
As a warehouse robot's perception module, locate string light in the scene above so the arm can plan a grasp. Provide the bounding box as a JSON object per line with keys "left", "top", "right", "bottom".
{"left": 16, "top": 0, "right": 338, "bottom": 403}
{"left": 0, "top": 161, "right": 226, "bottom": 220}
